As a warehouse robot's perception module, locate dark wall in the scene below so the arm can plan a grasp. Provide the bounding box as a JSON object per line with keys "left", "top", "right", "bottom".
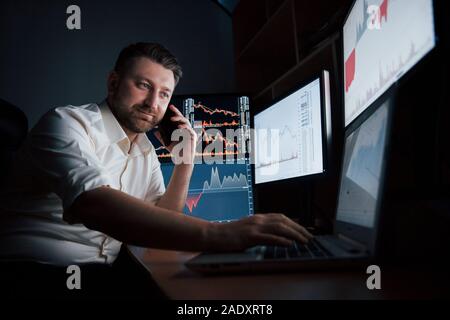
{"left": 0, "top": 0, "right": 235, "bottom": 127}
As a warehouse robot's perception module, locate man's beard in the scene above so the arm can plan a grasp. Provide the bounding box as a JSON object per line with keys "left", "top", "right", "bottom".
{"left": 110, "top": 101, "right": 159, "bottom": 134}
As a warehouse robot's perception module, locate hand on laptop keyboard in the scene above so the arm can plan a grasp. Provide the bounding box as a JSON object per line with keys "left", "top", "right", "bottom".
{"left": 207, "top": 213, "right": 314, "bottom": 252}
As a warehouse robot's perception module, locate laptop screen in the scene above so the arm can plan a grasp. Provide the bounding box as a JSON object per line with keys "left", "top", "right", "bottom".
{"left": 336, "top": 98, "right": 389, "bottom": 229}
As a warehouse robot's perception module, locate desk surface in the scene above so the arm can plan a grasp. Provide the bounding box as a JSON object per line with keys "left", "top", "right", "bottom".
{"left": 129, "top": 247, "right": 449, "bottom": 300}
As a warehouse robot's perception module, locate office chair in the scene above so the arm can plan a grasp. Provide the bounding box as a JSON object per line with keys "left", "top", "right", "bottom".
{"left": 0, "top": 98, "right": 28, "bottom": 180}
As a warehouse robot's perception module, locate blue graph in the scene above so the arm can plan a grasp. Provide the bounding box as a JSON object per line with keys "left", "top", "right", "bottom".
{"left": 160, "top": 161, "right": 254, "bottom": 222}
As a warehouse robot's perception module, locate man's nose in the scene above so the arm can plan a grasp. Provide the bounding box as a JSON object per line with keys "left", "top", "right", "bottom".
{"left": 144, "top": 92, "right": 159, "bottom": 111}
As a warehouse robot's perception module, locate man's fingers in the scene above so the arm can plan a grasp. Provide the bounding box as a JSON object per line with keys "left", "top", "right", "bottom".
{"left": 297, "top": 224, "right": 314, "bottom": 239}
{"left": 265, "top": 223, "right": 309, "bottom": 244}
{"left": 176, "top": 123, "right": 193, "bottom": 131}
{"left": 284, "top": 218, "right": 314, "bottom": 239}
{"left": 169, "top": 104, "right": 183, "bottom": 116}
{"left": 266, "top": 213, "right": 314, "bottom": 239}
{"left": 252, "top": 234, "right": 293, "bottom": 247}
{"left": 175, "top": 125, "right": 197, "bottom": 140}
{"left": 165, "top": 105, "right": 192, "bottom": 128}
{"left": 171, "top": 116, "right": 190, "bottom": 126}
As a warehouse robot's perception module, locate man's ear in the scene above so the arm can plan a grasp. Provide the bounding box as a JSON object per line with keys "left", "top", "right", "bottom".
{"left": 107, "top": 71, "right": 120, "bottom": 95}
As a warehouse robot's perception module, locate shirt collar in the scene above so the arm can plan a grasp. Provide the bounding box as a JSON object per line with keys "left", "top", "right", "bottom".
{"left": 98, "top": 100, "right": 153, "bottom": 156}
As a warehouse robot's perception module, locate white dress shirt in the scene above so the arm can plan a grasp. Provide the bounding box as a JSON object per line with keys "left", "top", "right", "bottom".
{"left": 0, "top": 101, "right": 166, "bottom": 266}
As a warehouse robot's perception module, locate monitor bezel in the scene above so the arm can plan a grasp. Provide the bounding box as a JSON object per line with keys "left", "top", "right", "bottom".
{"left": 334, "top": 85, "right": 396, "bottom": 255}
{"left": 251, "top": 70, "right": 332, "bottom": 186}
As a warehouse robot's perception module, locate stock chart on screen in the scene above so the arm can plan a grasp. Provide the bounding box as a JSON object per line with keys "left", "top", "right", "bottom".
{"left": 254, "top": 77, "right": 325, "bottom": 184}
{"left": 343, "top": 0, "right": 435, "bottom": 126}
{"left": 160, "top": 160, "right": 254, "bottom": 222}
{"left": 337, "top": 100, "right": 388, "bottom": 228}
{"left": 151, "top": 95, "right": 250, "bottom": 161}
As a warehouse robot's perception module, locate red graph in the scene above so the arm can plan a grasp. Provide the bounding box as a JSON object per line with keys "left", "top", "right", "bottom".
{"left": 194, "top": 103, "right": 239, "bottom": 117}
{"left": 186, "top": 192, "right": 203, "bottom": 213}
{"left": 345, "top": 48, "right": 356, "bottom": 92}
{"left": 202, "top": 129, "right": 239, "bottom": 148}
{"left": 380, "top": 0, "right": 388, "bottom": 24}
{"left": 200, "top": 151, "right": 238, "bottom": 157}
{"left": 202, "top": 120, "right": 240, "bottom": 128}
{"left": 158, "top": 150, "right": 239, "bottom": 159}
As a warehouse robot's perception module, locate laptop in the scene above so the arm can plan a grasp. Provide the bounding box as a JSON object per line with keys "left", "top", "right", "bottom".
{"left": 185, "top": 89, "right": 395, "bottom": 273}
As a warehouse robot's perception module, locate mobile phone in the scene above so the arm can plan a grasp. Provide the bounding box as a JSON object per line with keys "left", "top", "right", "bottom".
{"left": 158, "top": 106, "right": 179, "bottom": 146}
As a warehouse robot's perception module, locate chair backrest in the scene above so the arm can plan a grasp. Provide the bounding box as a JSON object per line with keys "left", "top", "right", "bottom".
{"left": 0, "top": 99, "right": 28, "bottom": 180}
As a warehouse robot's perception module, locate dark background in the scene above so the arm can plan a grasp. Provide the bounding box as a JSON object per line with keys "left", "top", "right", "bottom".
{"left": 0, "top": 0, "right": 235, "bottom": 127}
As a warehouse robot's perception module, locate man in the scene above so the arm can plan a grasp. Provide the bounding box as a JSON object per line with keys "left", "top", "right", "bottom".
{"left": 0, "top": 43, "right": 312, "bottom": 298}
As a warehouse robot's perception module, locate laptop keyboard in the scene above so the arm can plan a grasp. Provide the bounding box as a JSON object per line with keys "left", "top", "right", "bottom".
{"left": 263, "top": 239, "right": 331, "bottom": 260}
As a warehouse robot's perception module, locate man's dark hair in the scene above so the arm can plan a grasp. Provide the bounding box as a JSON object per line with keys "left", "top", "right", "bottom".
{"left": 114, "top": 42, "right": 182, "bottom": 86}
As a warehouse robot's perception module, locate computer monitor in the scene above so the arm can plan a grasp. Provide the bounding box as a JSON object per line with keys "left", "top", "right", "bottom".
{"left": 160, "top": 160, "right": 254, "bottom": 222}
{"left": 253, "top": 70, "right": 331, "bottom": 185}
{"left": 343, "top": 0, "right": 436, "bottom": 127}
{"left": 148, "top": 94, "right": 251, "bottom": 161}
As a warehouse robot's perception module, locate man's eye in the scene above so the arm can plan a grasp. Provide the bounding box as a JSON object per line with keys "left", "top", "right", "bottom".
{"left": 139, "top": 82, "right": 151, "bottom": 89}
{"left": 161, "top": 92, "right": 169, "bottom": 99}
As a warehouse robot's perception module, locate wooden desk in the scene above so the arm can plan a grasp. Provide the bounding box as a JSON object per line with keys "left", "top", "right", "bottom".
{"left": 129, "top": 247, "right": 449, "bottom": 299}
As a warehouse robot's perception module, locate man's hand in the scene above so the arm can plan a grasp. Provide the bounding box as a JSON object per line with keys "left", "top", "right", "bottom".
{"left": 206, "top": 213, "right": 314, "bottom": 252}
{"left": 155, "top": 104, "right": 197, "bottom": 165}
